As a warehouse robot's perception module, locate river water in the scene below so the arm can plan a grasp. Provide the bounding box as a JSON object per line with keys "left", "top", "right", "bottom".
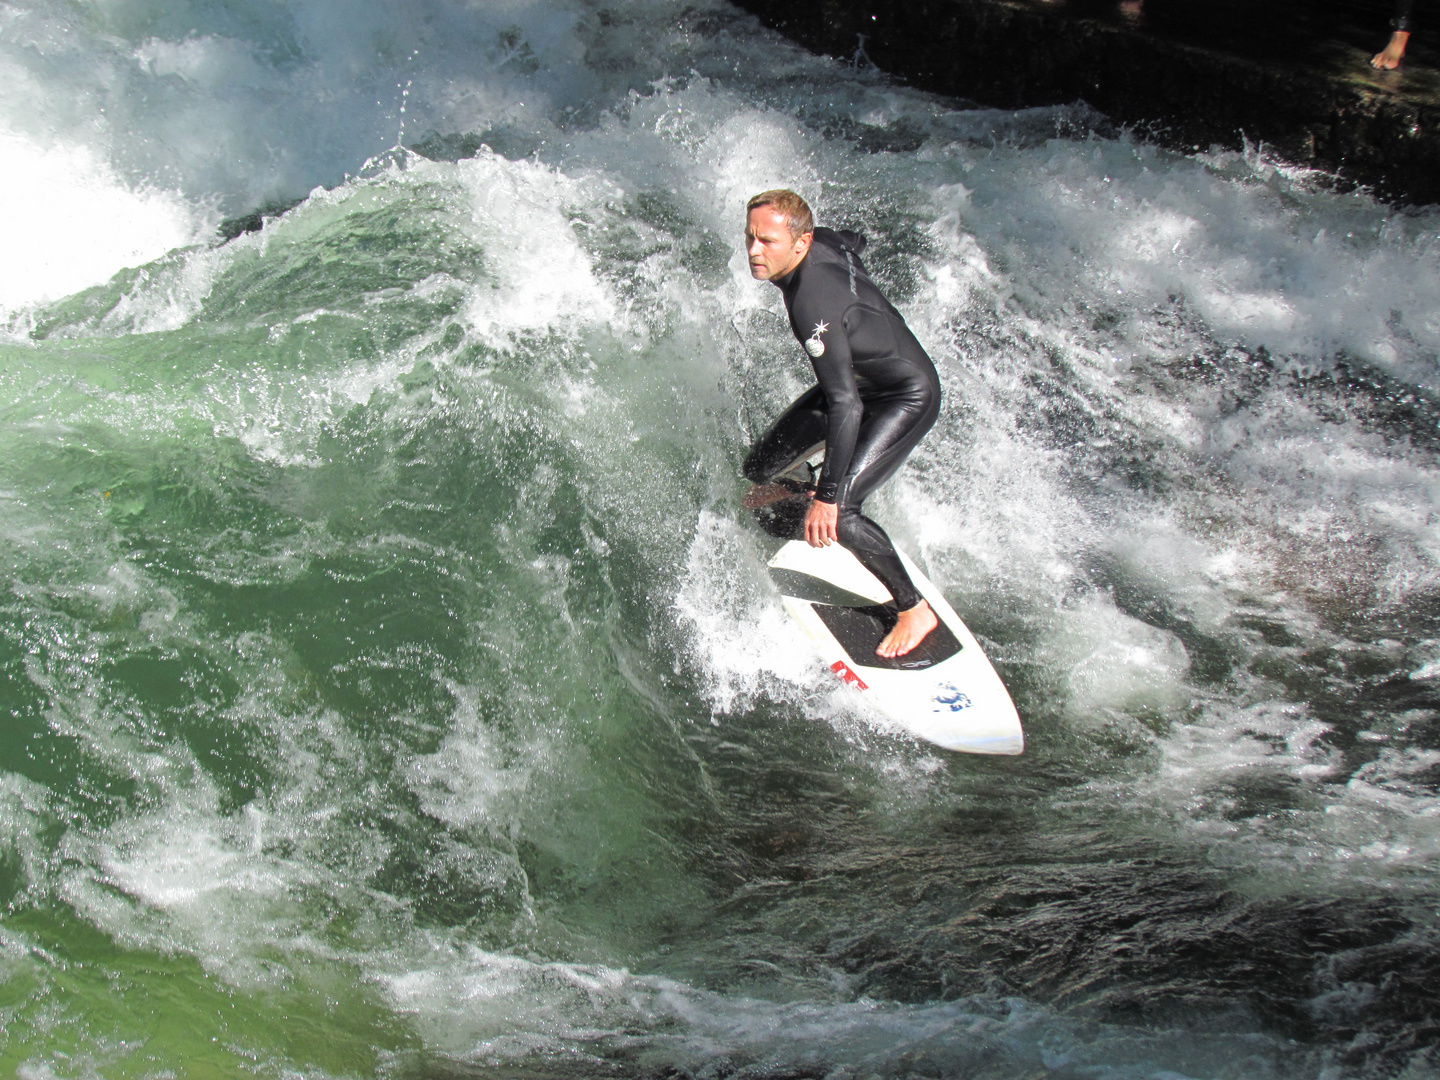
{"left": 2, "top": 1, "right": 1439, "bottom": 1077}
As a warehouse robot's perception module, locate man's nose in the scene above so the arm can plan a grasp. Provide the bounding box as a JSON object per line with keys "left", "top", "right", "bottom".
{"left": 747, "top": 237, "right": 762, "bottom": 256}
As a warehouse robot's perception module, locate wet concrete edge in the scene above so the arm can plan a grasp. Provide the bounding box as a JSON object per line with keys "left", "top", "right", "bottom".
{"left": 731, "top": 0, "right": 1440, "bottom": 207}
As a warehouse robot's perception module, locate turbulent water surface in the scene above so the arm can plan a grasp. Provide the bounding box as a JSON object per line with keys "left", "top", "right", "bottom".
{"left": 3, "top": 1, "right": 1440, "bottom": 1077}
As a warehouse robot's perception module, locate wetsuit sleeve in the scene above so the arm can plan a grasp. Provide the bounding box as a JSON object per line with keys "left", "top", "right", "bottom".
{"left": 790, "top": 283, "right": 861, "bottom": 504}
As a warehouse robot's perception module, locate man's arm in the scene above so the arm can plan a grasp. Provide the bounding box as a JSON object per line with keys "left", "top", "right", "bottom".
{"left": 791, "top": 276, "right": 861, "bottom": 504}
{"left": 810, "top": 342, "right": 861, "bottom": 503}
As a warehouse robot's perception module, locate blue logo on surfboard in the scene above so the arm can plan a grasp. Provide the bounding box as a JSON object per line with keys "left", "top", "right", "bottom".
{"left": 933, "top": 685, "right": 973, "bottom": 712}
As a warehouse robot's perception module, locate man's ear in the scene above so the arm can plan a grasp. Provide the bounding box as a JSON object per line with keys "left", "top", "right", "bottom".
{"left": 795, "top": 230, "right": 813, "bottom": 257}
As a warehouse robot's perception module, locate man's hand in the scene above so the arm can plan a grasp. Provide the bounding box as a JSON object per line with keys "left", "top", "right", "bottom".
{"left": 804, "top": 496, "right": 839, "bottom": 547}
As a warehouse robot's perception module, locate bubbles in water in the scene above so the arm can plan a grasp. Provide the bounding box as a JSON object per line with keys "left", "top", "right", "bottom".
{"left": 1044, "top": 592, "right": 1193, "bottom": 721}
{"left": 673, "top": 510, "right": 828, "bottom": 716}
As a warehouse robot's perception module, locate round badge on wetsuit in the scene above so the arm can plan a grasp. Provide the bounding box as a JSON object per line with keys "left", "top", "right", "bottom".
{"left": 805, "top": 336, "right": 825, "bottom": 357}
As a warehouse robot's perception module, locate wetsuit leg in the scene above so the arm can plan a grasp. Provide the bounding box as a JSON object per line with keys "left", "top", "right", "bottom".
{"left": 746, "top": 384, "right": 938, "bottom": 612}
{"left": 832, "top": 390, "right": 940, "bottom": 611}
{"left": 744, "top": 385, "right": 829, "bottom": 484}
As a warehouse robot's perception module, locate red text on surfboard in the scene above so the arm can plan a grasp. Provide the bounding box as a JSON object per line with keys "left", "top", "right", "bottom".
{"left": 830, "top": 661, "right": 869, "bottom": 691}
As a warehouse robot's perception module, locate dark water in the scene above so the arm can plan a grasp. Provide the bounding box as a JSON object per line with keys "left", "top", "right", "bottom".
{"left": 1, "top": 1, "right": 1439, "bottom": 1077}
{"left": 1012, "top": 0, "right": 1429, "bottom": 70}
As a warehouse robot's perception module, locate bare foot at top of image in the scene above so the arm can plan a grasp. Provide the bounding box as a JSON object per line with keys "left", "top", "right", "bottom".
{"left": 1372, "top": 30, "right": 1410, "bottom": 69}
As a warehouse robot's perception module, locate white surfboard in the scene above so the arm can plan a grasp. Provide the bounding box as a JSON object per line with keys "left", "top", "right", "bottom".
{"left": 767, "top": 539, "right": 1023, "bottom": 755}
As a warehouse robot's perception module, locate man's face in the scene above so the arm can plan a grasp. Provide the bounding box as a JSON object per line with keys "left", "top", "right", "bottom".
{"left": 745, "top": 205, "right": 811, "bottom": 281}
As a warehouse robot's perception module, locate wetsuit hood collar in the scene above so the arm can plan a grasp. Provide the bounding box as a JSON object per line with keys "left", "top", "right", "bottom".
{"left": 771, "top": 247, "right": 808, "bottom": 291}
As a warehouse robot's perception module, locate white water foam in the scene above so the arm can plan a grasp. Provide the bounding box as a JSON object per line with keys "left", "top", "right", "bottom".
{"left": 0, "top": 773, "right": 53, "bottom": 906}
{"left": 0, "top": 0, "right": 588, "bottom": 322}
{"left": 935, "top": 137, "right": 1440, "bottom": 383}
{"left": 672, "top": 511, "right": 826, "bottom": 716}
{"left": 451, "top": 151, "right": 622, "bottom": 348}
{"left": 378, "top": 941, "right": 1297, "bottom": 1077}
{"left": 1042, "top": 592, "right": 1193, "bottom": 722}
{"left": 0, "top": 132, "right": 208, "bottom": 319}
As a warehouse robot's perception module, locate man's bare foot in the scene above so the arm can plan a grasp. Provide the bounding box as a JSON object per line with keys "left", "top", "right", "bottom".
{"left": 877, "top": 600, "right": 938, "bottom": 658}
{"left": 1372, "top": 31, "right": 1409, "bottom": 69}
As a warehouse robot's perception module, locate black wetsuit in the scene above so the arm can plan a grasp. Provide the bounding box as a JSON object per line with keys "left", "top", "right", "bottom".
{"left": 744, "top": 227, "right": 941, "bottom": 611}
{"left": 1393, "top": 0, "right": 1416, "bottom": 32}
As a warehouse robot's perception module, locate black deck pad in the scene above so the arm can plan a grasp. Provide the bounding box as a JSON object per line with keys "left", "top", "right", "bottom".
{"left": 769, "top": 567, "right": 882, "bottom": 609}
{"left": 812, "top": 602, "right": 962, "bottom": 671}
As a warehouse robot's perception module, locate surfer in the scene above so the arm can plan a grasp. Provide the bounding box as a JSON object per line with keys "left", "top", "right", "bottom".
{"left": 741, "top": 189, "right": 941, "bottom": 658}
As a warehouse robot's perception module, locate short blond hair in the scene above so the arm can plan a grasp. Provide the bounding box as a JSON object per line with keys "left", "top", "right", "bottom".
{"left": 746, "top": 189, "right": 813, "bottom": 239}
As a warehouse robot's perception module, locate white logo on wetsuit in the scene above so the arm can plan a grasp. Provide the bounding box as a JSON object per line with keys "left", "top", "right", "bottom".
{"left": 805, "top": 319, "right": 829, "bottom": 357}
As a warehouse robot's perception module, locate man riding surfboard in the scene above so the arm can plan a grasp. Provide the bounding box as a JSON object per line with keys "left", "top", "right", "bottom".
{"left": 741, "top": 189, "right": 941, "bottom": 659}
